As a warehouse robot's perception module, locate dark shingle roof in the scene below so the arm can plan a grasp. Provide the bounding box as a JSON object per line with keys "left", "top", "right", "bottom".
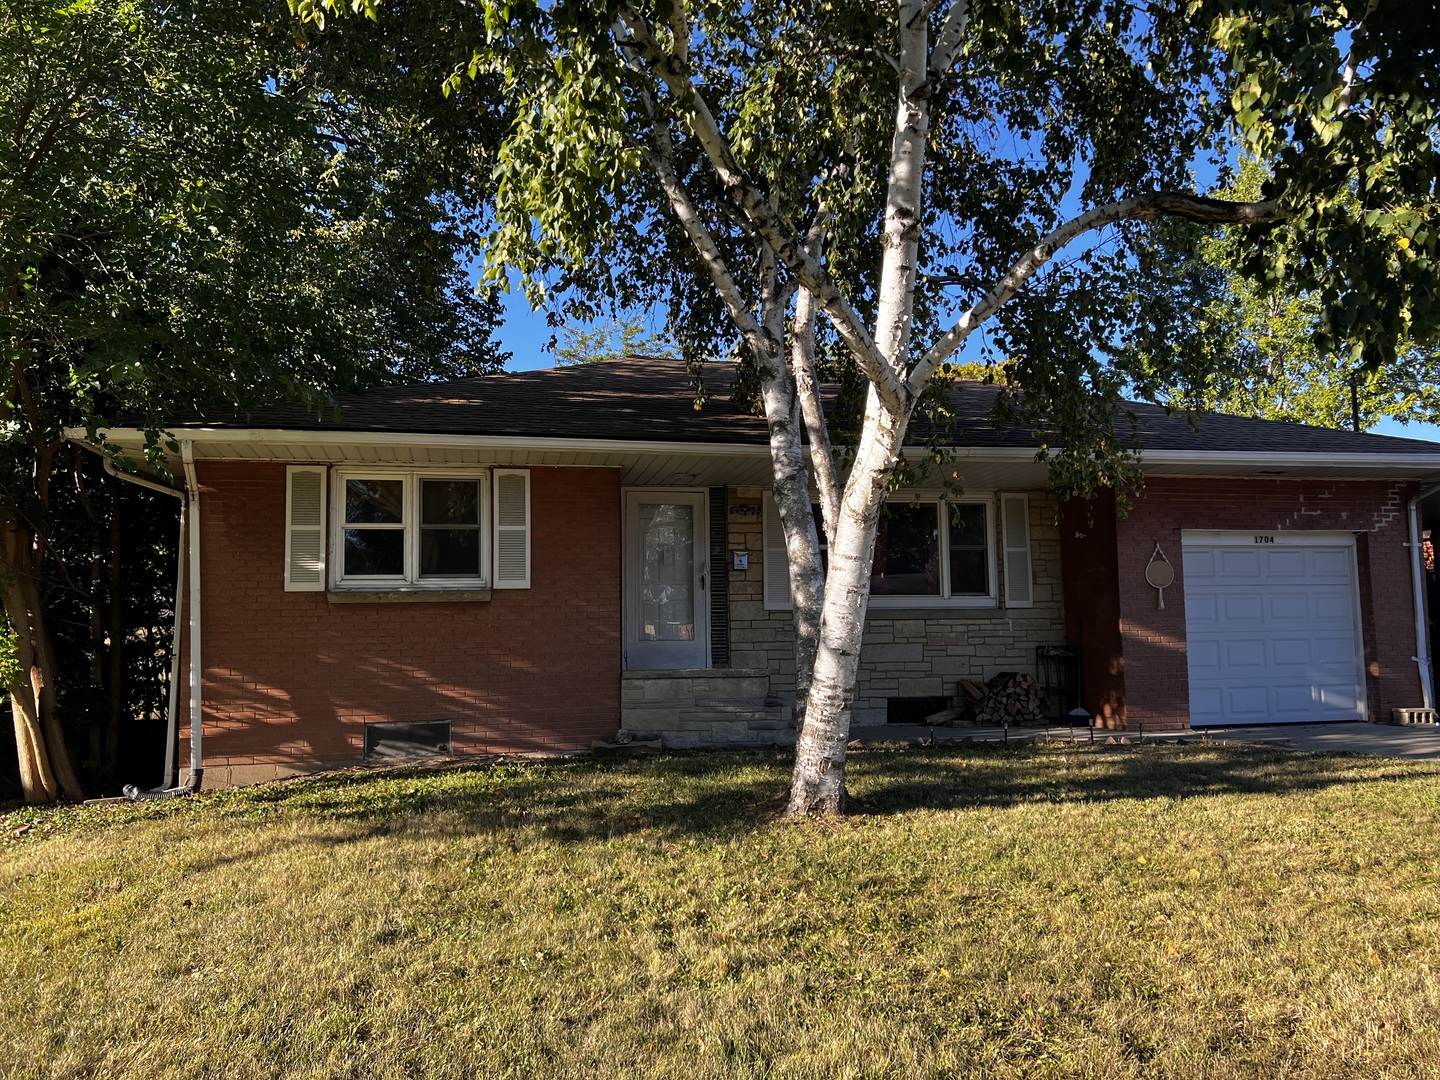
{"left": 178, "top": 357, "right": 1440, "bottom": 457}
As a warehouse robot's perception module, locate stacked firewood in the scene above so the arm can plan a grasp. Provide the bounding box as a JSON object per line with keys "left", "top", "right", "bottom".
{"left": 962, "top": 672, "right": 1046, "bottom": 725}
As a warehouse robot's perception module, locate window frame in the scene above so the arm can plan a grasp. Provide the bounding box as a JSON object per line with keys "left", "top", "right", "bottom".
{"left": 330, "top": 467, "right": 491, "bottom": 591}
{"left": 868, "top": 494, "right": 999, "bottom": 609}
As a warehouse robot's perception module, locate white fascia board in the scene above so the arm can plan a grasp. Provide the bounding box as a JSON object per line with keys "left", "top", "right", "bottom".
{"left": 87, "top": 428, "right": 1048, "bottom": 464}
{"left": 1140, "top": 449, "right": 1440, "bottom": 471}
{"left": 82, "top": 426, "right": 777, "bottom": 459}
{"left": 898, "top": 446, "right": 1040, "bottom": 460}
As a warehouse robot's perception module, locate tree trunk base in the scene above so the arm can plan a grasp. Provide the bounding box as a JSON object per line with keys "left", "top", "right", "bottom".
{"left": 783, "top": 778, "right": 854, "bottom": 818}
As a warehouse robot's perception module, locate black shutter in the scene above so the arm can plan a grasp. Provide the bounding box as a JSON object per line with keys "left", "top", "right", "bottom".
{"left": 709, "top": 487, "right": 730, "bottom": 667}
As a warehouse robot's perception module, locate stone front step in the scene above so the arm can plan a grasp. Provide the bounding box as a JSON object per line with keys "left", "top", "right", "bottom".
{"left": 621, "top": 668, "right": 771, "bottom": 704}
{"left": 621, "top": 668, "right": 793, "bottom": 749}
{"left": 623, "top": 703, "right": 793, "bottom": 730}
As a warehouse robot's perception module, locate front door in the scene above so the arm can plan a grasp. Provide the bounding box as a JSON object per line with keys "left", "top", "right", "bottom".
{"left": 624, "top": 490, "right": 709, "bottom": 670}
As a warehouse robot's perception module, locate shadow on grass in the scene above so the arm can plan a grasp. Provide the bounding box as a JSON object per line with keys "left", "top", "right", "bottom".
{"left": 207, "top": 742, "right": 1440, "bottom": 853}
{"left": 851, "top": 743, "right": 1440, "bottom": 814}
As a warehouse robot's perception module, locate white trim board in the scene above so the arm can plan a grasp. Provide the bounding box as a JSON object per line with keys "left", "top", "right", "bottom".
{"left": 76, "top": 426, "right": 1440, "bottom": 470}
{"left": 1182, "top": 529, "right": 1361, "bottom": 547}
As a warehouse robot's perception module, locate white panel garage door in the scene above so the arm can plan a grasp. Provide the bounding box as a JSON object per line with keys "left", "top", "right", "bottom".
{"left": 1182, "top": 532, "right": 1365, "bottom": 726}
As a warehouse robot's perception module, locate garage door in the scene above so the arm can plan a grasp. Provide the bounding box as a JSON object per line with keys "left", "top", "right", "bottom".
{"left": 1182, "top": 532, "right": 1365, "bottom": 726}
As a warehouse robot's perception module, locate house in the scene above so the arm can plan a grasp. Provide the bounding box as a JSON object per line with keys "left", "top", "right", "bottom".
{"left": 89, "top": 359, "right": 1440, "bottom": 789}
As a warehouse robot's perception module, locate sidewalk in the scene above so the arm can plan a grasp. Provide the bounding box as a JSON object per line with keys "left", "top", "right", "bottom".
{"left": 1198, "top": 721, "right": 1440, "bottom": 759}
{"left": 848, "top": 720, "right": 1440, "bottom": 759}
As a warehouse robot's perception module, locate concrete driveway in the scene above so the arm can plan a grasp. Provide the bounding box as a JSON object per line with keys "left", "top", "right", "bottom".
{"left": 1199, "top": 721, "right": 1440, "bottom": 759}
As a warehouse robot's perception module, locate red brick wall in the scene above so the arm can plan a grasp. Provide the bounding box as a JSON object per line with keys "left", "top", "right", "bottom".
{"left": 1059, "top": 491, "right": 1126, "bottom": 728}
{"left": 1116, "top": 477, "right": 1419, "bottom": 729}
{"left": 186, "top": 462, "right": 621, "bottom": 769}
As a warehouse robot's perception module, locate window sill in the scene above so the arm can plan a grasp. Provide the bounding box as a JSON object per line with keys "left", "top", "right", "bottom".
{"left": 326, "top": 588, "right": 493, "bottom": 604}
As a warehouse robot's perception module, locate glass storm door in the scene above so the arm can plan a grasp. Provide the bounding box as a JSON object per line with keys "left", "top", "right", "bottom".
{"left": 624, "top": 491, "right": 709, "bottom": 670}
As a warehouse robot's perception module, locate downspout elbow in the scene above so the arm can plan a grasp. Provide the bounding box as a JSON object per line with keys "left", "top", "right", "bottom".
{"left": 122, "top": 768, "right": 201, "bottom": 801}
{"left": 101, "top": 455, "right": 185, "bottom": 501}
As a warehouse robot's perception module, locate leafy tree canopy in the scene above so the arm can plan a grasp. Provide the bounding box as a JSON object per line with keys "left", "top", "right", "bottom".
{"left": 296, "top": 0, "right": 1438, "bottom": 489}
{"left": 1139, "top": 167, "right": 1440, "bottom": 432}
{"left": 2, "top": 0, "right": 508, "bottom": 460}
{"left": 552, "top": 314, "right": 676, "bottom": 365}
{"left": 1, "top": 0, "right": 512, "bottom": 801}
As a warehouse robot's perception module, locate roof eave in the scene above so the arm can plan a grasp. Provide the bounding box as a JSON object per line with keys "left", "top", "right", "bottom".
{"left": 71, "top": 427, "right": 1440, "bottom": 482}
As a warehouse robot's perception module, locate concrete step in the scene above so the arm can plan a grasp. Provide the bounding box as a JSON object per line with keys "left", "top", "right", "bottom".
{"left": 622, "top": 669, "right": 771, "bottom": 704}
{"left": 621, "top": 702, "right": 790, "bottom": 729}
{"left": 621, "top": 724, "right": 797, "bottom": 750}
{"left": 692, "top": 697, "right": 793, "bottom": 717}
{"left": 619, "top": 668, "right": 792, "bottom": 748}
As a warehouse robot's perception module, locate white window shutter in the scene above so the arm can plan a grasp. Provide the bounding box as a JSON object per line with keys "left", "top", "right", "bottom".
{"left": 1001, "top": 493, "right": 1033, "bottom": 608}
{"left": 285, "top": 466, "right": 327, "bottom": 592}
{"left": 763, "top": 492, "right": 792, "bottom": 611}
{"left": 493, "top": 469, "right": 531, "bottom": 589}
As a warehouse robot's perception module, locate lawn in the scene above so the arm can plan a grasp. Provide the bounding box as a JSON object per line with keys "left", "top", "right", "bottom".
{"left": 4, "top": 743, "right": 1440, "bottom": 1079}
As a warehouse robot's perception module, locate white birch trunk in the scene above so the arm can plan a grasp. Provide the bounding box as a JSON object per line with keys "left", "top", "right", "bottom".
{"left": 786, "top": 397, "right": 911, "bottom": 814}
{"left": 786, "top": 1, "right": 931, "bottom": 815}
{"left": 621, "top": 3, "right": 1282, "bottom": 815}
{"left": 790, "top": 286, "right": 840, "bottom": 547}
{"left": 757, "top": 356, "right": 826, "bottom": 716}
{"left": 753, "top": 277, "right": 827, "bottom": 718}
{"left": 872, "top": 0, "right": 931, "bottom": 371}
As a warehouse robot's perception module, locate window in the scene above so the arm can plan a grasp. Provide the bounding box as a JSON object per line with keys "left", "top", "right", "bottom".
{"left": 420, "top": 479, "right": 483, "bottom": 577}
{"left": 332, "top": 469, "right": 488, "bottom": 588}
{"left": 946, "top": 504, "right": 990, "bottom": 596}
{"left": 763, "top": 492, "right": 1001, "bottom": 609}
{"left": 871, "top": 499, "right": 996, "bottom": 605}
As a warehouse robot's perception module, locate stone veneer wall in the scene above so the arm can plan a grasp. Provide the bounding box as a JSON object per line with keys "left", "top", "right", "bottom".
{"left": 724, "top": 488, "right": 1067, "bottom": 724}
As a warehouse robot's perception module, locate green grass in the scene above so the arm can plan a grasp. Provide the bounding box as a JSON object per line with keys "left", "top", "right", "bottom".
{"left": 4, "top": 744, "right": 1440, "bottom": 1079}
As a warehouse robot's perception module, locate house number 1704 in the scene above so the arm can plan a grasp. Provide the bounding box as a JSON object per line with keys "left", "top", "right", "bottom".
{"left": 1254, "top": 535, "right": 1276, "bottom": 544}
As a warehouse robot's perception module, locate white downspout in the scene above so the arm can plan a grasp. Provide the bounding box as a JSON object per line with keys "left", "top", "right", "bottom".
{"left": 181, "top": 441, "right": 203, "bottom": 790}
{"left": 163, "top": 500, "right": 186, "bottom": 788}
{"left": 1407, "top": 482, "right": 1440, "bottom": 711}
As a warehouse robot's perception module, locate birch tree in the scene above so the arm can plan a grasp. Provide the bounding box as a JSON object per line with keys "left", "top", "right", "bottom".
{"left": 309, "top": 0, "right": 1439, "bottom": 814}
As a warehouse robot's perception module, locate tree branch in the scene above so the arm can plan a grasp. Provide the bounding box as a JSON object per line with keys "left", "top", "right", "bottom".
{"left": 666, "top": 0, "right": 689, "bottom": 65}
{"left": 1338, "top": 0, "right": 1379, "bottom": 117}
{"left": 820, "top": 32, "right": 899, "bottom": 74}
{"left": 791, "top": 282, "right": 839, "bottom": 545}
{"left": 928, "top": 0, "right": 971, "bottom": 79}
{"left": 613, "top": 7, "right": 908, "bottom": 413}
{"left": 907, "top": 193, "right": 1288, "bottom": 394}
{"left": 635, "top": 113, "right": 770, "bottom": 356}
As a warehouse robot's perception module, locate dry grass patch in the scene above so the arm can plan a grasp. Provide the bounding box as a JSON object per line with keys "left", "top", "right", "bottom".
{"left": 3, "top": 744, "right": 1440, "bottom": 1079}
